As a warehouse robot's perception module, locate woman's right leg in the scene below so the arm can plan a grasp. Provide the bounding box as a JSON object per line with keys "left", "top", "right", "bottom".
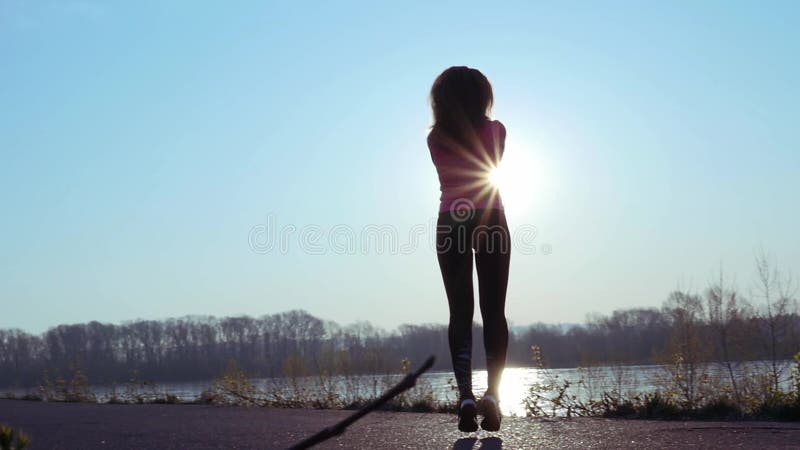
{"left": 437, "top": 214, "right": 475, "bottom": 402}
{"left": 474, "top": 209, "right": 511, "bottom": 398}
{"left": 473, "top": 209, "right": 510, "bottom": 431}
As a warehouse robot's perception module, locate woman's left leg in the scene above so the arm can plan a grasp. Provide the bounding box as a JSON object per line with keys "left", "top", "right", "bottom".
{"left": 436, "top": 214, "right": 476, "bottom": 402}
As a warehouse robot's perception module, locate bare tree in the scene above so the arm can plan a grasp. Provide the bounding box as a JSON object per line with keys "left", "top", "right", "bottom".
{"left": 705, "top": 264, "right": 747, "bottom": 406}
{"left": 752, "top": 249, "right": 797, "bottom": 392}
{"left": 662, "top": 289, "right": 708, "bottom": 410}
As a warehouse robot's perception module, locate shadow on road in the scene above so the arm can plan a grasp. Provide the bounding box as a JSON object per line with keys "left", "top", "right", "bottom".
{"left": 452, "top": 436, "right": 503, "bottom": 449}
{"left": 453, "top": 437, "right": 477, "bottom": 449}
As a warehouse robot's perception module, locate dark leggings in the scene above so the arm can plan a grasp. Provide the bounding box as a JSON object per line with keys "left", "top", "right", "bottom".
{"left": 437, "top": 208, "right": 510, "bottom": 401}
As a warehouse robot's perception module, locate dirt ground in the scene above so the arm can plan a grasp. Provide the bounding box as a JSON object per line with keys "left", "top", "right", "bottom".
{"left": 2, "top": 399, "right": 800, "bottom": 449}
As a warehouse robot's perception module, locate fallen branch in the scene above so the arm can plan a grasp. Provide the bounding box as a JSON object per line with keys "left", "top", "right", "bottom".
{"left": 288, "top": 355, "right": 435, "bottom": 450}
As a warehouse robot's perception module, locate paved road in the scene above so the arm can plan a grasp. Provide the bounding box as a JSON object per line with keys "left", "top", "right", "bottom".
{"left": 2, "top": 399, "right": 800, "bottom": 449}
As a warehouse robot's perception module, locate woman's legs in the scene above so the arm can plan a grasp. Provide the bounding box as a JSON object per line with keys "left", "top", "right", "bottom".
{"left": 474, "top": 209, "right": 510, "bottom": 396}
{"left": 437, "top": 209, "right": 510, "bottom": 401}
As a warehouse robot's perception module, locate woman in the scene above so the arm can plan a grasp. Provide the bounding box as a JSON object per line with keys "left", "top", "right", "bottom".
{"left": 428, "top": 66, "right": 510, "bottom": 432}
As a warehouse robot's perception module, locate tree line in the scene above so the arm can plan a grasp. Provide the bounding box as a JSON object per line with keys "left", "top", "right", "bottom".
{"left": 1, "top": 254, "right": 798, "bottom": 388}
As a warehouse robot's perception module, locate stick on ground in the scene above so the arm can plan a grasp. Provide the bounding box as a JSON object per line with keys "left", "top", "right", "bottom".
{"left": 288, "top": 355, "right": 436, "bottom": 450}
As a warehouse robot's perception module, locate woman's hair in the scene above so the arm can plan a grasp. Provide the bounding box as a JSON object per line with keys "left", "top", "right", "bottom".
{"left": 429, "top": 66, "right": 493, "bottom": 146}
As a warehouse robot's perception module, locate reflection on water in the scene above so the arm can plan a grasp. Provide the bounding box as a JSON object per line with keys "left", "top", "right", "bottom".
{"left": 472, "top": 365, "right": 659, "bottom": 416}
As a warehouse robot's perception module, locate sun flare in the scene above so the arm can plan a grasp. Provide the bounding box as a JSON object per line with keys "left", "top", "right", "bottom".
{"left": 488, "top": 167, "right": 502, "bottom": 187}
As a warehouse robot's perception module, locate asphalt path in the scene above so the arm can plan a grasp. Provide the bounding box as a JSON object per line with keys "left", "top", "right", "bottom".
{"left": 2, "top": 399, "right": 800, "bottom": 449}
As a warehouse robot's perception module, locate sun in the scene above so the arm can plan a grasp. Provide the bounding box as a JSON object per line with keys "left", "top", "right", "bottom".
{"left": 487, "top": 148, "right": 543, "bottom": 215}
{"left": 488, "top": 166, "right": 502, "bottom": 187}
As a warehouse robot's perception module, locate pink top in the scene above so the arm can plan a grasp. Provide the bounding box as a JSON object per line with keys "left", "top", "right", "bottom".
{"left": 428, "top": 120, "right": 506, "bottom": 213}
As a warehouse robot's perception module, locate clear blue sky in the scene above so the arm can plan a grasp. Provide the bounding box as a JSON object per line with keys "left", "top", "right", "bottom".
{"left": 2, "top": 1, "right": 798, "bottom": 333}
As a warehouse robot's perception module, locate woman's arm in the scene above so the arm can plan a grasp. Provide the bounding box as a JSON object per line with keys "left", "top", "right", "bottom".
{"left": 493, "top": 120, "right": 506, "bottom": 163}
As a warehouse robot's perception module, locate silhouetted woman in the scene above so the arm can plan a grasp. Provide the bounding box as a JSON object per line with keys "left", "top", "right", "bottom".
{"left": 428, "top": 66, "right": 510, "bottom": 432}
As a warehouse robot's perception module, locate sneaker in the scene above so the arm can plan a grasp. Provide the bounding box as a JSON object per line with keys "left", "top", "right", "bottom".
{"left": 479, "top": 394, "right": 501, "bottom": 431}
{"left": 457, "top": 399, "right": 478, "bottom": 432}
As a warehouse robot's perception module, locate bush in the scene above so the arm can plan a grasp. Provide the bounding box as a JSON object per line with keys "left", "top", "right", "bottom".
{"left": 636, "top": 392, "right": 682, "bottom": 419}
{"left": 696, "top": 396, "right": 741, "bottom": 419}
{"left": 37, "top": 366, "right": 96, "bottom": 403}
{"left": 753, "top": 391, "right": 800, "bottom": 420}
{"left": 0, "top": 425, "right": 30, "bottom": 450}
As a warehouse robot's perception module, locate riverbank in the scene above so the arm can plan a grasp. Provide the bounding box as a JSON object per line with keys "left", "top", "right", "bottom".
{"left": 2, "top": 399, "right": 800, "bottom": 449}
